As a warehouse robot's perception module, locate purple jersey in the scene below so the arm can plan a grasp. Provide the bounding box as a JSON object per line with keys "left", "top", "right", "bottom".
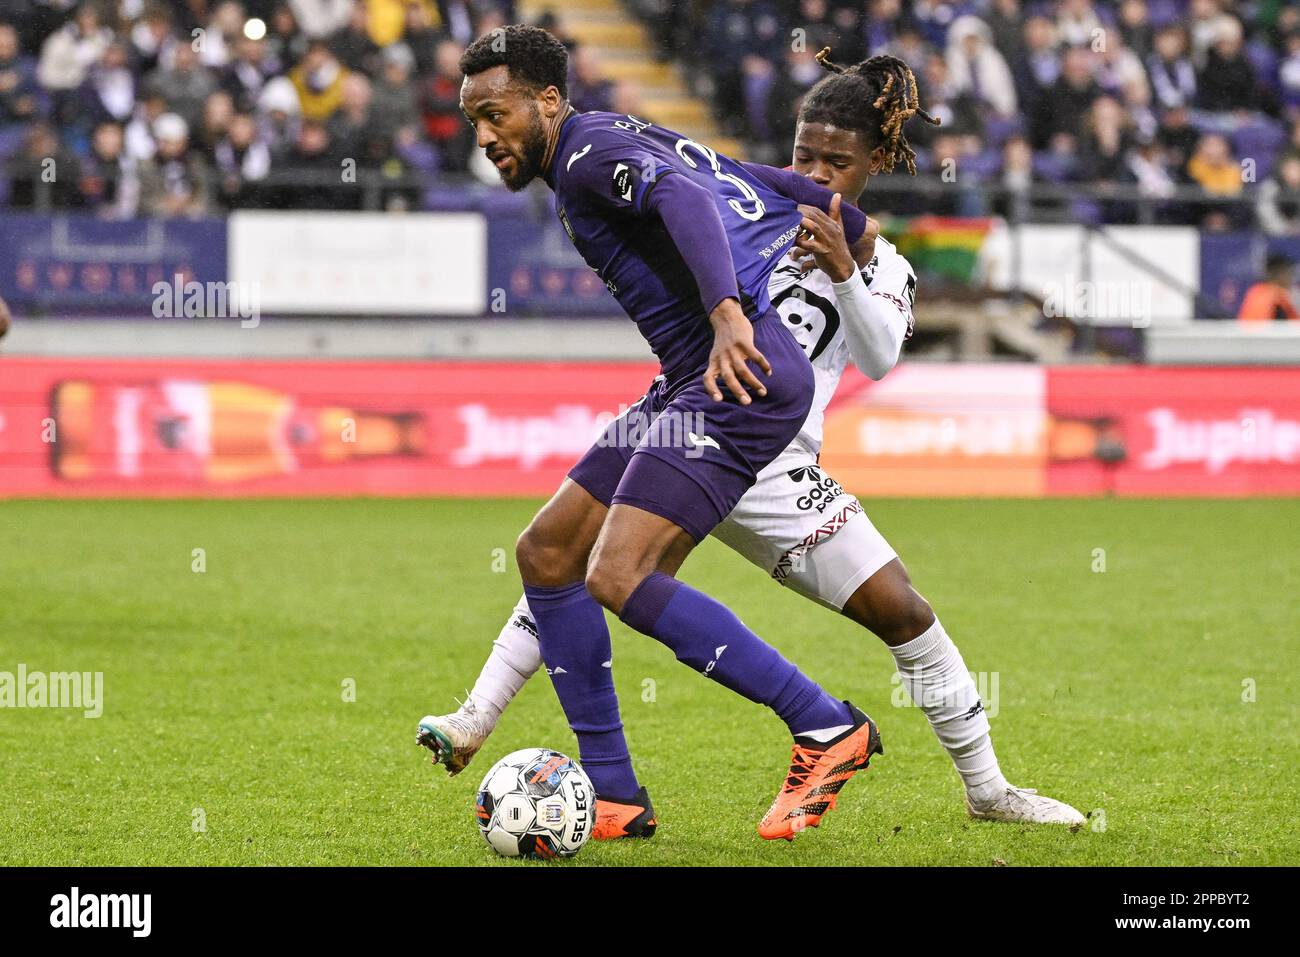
{"left": 542, "top": 111, "right": 863, "bottom": 383}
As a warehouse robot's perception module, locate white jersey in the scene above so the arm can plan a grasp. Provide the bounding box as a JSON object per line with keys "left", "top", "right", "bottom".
{"left": 765, "top": 234, "right": 917, "bottom": 454}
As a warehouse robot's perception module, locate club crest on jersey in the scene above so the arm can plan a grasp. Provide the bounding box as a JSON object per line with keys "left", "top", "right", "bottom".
{"left": 557, "top": 205, "right": 575, "bottom": 243}
{"left": 612, "top": 163, "right": 634, "bottom": 202}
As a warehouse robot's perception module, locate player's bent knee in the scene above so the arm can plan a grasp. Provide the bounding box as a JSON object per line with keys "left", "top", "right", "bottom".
{"left": 516, "top": 523, "right": 580, "bottom": 587}
{"left": 583, "top": 559, "right": 638, "bottom": 615}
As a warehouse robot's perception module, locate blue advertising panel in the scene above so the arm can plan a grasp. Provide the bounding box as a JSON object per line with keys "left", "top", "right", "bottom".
{"left": 481, "top": 190, "right": 619, "bottom": 317}
{"left": 0, "top": 213, "right": 227, "bottom": 314}
{"left": 1201, "top": 232, "right": 1300, "bottom": 319}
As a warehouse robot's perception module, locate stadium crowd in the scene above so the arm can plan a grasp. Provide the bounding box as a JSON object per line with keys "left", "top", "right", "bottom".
{"left": 641, "top": 0, "right": 1300, "bottom": 227}
{"left": 1, "top": 0, "right": 1299, "bottom": 230}
{"left": 0, "top": 0, "right": 523, "bottom": 212}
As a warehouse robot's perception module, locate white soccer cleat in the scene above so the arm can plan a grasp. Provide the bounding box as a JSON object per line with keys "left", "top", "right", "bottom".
{"left": 415, "top": 702, "right": 496, "bottom": 776}
{"left": 965, "top": 786, "right": 1087, "bottom": 827}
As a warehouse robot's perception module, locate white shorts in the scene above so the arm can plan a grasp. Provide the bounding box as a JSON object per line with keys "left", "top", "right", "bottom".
{"left": 709, "top": 443, "right": 898, "bottom": 611}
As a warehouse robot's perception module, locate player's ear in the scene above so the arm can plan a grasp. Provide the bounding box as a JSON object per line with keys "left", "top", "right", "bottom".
{"left": 540, "top": 85, "right": 563, "bottom": 117}
{"left": 867, "top": 146, "right": 888, "bottom": 175}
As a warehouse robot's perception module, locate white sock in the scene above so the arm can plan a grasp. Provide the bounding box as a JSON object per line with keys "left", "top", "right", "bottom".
{"left": 889, "top": 618, "right": 1009, "bottom": 804}
{"left": 465, "top": 595, "right": 544, "bottom": 720}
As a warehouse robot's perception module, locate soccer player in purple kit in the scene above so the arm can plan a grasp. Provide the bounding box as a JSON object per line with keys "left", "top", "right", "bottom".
{"left": 456, "top": 24, "right": 881, "bottom": 841}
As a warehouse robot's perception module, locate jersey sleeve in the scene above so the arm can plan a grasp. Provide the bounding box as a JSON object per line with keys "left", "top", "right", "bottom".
{"left": 560, "top": 129, "right": 677, "bottom": 215}
{"left": 864, "top": 243, "right": 918, "bottom": 339}
{"left": 737, "top": 161, "right": 869, "bottom": 245}
{"left": 831, "top": 241, "right": 917, "bottom": 380}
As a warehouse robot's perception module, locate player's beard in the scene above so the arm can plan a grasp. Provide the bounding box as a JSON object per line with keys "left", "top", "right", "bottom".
{"left": 498, "top": 104, "right": 547, "bottom": 192}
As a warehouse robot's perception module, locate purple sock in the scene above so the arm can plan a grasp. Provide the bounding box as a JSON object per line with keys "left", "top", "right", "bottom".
{"left": 620, "top": 572, "right": 851, "bottom": 735}
{"left": 522, "top": 581, "right": 640, "bottom": 798}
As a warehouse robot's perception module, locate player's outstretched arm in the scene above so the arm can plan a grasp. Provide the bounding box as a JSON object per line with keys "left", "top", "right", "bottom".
{"left": 0, "top": 295, "right": 11, "bottom": 340}
{"left": 642, "top": 172, "right": 770, "bottom": 403}
{"left": 740, "top": 160, "right": 870, "bottom": 247}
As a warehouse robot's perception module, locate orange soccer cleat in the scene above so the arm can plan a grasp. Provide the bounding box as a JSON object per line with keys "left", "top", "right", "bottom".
{"left": 758, "top": 702, "right": 883, "bottom": 841}
{"left": 592, "top": 786, "right": 658, "bottom": 840}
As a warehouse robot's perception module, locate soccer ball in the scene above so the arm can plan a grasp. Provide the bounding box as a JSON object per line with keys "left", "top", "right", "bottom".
{"left": 474, "top": 748, "right": 595, "bottom": 860}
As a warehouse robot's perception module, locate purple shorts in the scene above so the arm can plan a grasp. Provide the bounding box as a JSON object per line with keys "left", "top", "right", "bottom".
{"left": 568, "top": 310, "right": 814, "bottom": 542}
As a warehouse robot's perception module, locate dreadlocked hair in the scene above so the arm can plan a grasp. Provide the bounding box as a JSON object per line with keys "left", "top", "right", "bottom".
{"left": 800, "top": 48, "right": 941, "bottom": 175}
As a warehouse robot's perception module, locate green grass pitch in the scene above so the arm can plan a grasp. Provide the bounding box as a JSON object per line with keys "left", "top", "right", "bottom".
{"left": 1, "top": 497, "right": 1296, "bottom": 866}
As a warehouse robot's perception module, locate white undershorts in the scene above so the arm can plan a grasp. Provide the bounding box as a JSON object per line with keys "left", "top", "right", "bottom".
{"left": 709, "top": 443, "right": 898, "bottom": 611}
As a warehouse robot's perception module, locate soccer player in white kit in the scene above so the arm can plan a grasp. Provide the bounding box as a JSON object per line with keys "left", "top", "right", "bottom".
{"left": 419, "top": 52, "right": 1084, "bottom": 836}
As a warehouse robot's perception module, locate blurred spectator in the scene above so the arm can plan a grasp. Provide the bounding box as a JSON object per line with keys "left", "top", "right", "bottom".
{"left": 289, "top": 40, "right": 346, "bottom": 122}
{"left": 128, "top": 5, "right": 177, "bottom": 77}
{"left": 326, "top": 70, "right": 374, "bottom": 157}
{"left": 1186, "top": 132, "right": 1242, "bottom": 195}
{"left": 1237, "top": 254, "right": 1298, "bottom": 321}
{"left": 5, "top": 121, "right": 82, "bottom": 208}
{"left": 1257, "top": 153, "right": 1300, "bottom": 235}
{"left": 1127, "top": 135, "right": 1178, "bottom": 204}
{"left": 420, "top": 37, "right": 471, "bottom": 171}
{"left": 437, "top": 0, "right": 475, "bottom": 46}
{"left": 144, "top": 41, "right": 217, "bottom": 131}
{"left": 403, "top": 1, "right": 442, "bottom": 75}
{"left": 609, "top": 78, "right": 643, "bottom": 118}
{"left": 124, "top": 91, "right": 169, "bottom": 161}
{"left": 1013, "top": 14, "right": 1061, "bottom": 114}
{"left": 37, "top": 2, "right": 111, "bottom": 124}
{"left": 78, "top": 40, "right": 136, "bottom": 132}
{"left": 0, "top": 20, "right": 39, "bottom": 125}
{"left": 1197, "top": 17, "right": 1258, "bottom": 114}
{"left": 912, "top": 0, "right": 963, "bottom": 49}
{"left": 1079, "top": 96, "right": 1133, "bottom": 183}
{"left": 271, "top": 119, "right": 342, "bottom": 208}
{"left": 1157, "top": 104, "right": 1199, "bottom": 171}
{"left": 1147, "top": 25, "right": 1196, "bottom": 112}
{"left": 331, "top": 0, "right": 381, "bottom": 75}
{"left": 705, "top": 0, "right": 784, "bottom": 135}
{"left": 214, "top": 111, "right": 271, "bottom": 207}
{"left": 196, "top": 89, "right": 237, "bottom": 158}
{"left": 77, "top": 120, "right": 138, "bottom": 217}
{"left": 366, "top": 0, "right": 438, "bottom": 47}
{"left": 947, "top": 15, "right": 1018, "bottom": 119}
{"left": 995, "top": 133, "right": 1040, "bottom": 219}
{"left": 265, "top": 3, "right": 309, "bottom": 71}
{"left": 985, "top": 0, "right": 1027, "bottom": 69}
{"left": 918, "top": 49, "right": 977, "bottom": 135}
{"left": 1055, "top": 0, "right": 1105, "bottom": 49}
{"left": 1095, "top": 28, "right": 1148, "bottom": 106}
{"left": 137, "top": 112, "right": 209, "bottom": 217}
{"left": 257, "top": 75, "right": 303, "bottom": 152}
{"left": 569, "top": 45, "right": 614, "bottom": 114}
{"left": 221, "top": 31, "right": 274, "bottom": 112}
{"left": 198, "top": 2, "right": 249, "bottom": 69}
{"left": 1116, "top": 0, "right": 1152, "bottom": 60}
{"left": 369, "top": 40, "right": 418, "bottom": 139}
{"left": 1281, "top": 31, "right": 1300, "bottom": 115}
{"left": 289, "top": 0, "right": 352, "bottom": 40}
{"left": 1032, "top": 46, "right": 1099, "bottom": 150}
{"left": 1187, "top": 0, "right": 1233, "bottom": 68}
